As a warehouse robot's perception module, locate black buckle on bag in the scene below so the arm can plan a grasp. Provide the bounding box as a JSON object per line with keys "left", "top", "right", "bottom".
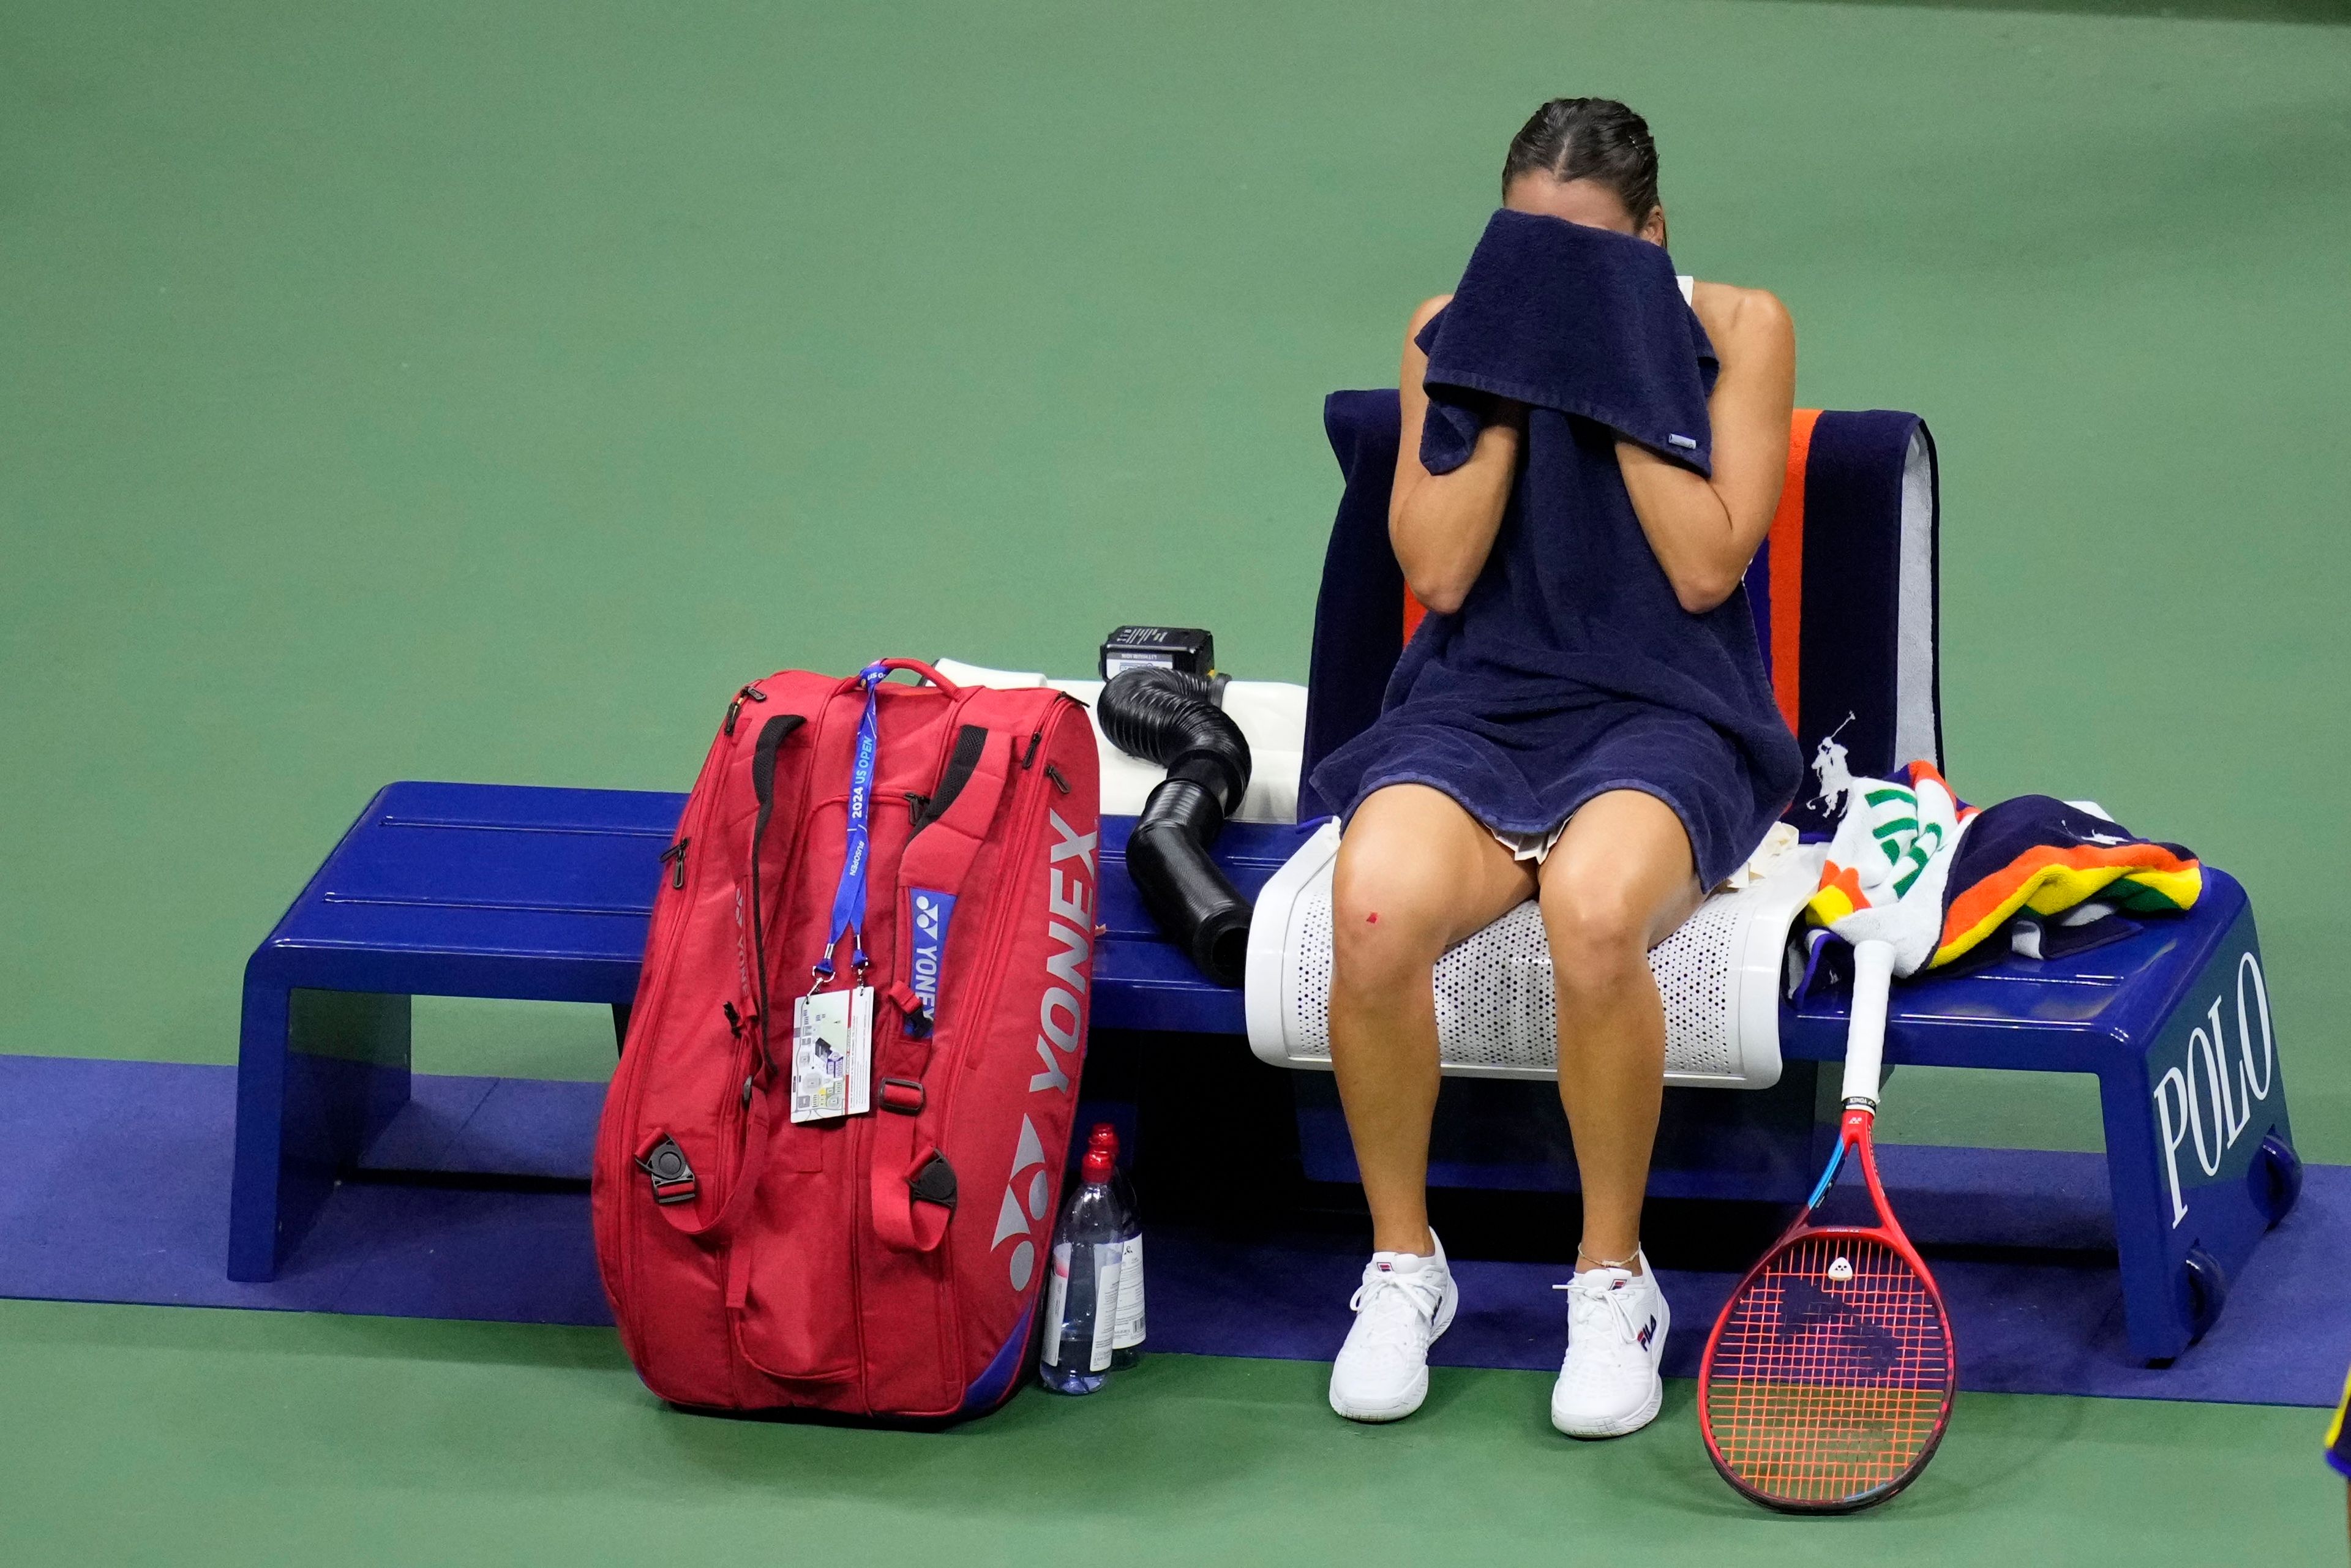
{"left": 909, "top": 1151, "right": 958, "bottom": 1211}
{"left": 879, "top": 1078, "right": 926, "bottom": 1115}
{"left": 637, "top": 1135, "right": 698, "bottom": 1205}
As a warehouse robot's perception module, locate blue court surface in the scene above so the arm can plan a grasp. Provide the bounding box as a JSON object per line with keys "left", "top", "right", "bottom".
{"left": 6, "top": 1055, "right": 2344, "bottom": 1408}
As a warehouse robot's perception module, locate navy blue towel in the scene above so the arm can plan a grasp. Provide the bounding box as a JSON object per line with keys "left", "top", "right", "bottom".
{"left": 1419, "top": 209, "right": 1720, "bottom": 478}
{"left": 1308, "top": 210, "right": 1802, "bottom": 887}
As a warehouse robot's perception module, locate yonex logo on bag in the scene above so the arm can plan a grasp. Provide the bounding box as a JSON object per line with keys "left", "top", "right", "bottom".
{"left": 989, "top": 1115, "right": 1054, "bottom": 1292}
{"left": 1026, "top": 810, "right": 1097, "bottom": 1098}
{"left": 992, "top": 805, "right": 1099, "bottom": 1294}
{"left": 907, "top": 888, "right": 956, "bottom": 1016}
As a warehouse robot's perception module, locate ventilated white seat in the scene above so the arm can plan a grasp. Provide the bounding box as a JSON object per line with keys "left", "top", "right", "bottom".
{"left": 1244, "top": 820, "right": 1823, "bottom": 1089}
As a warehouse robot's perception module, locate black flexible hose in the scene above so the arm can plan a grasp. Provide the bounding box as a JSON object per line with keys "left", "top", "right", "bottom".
{"left": 1098, "top": 667, "right": 1254, "bottom": 986}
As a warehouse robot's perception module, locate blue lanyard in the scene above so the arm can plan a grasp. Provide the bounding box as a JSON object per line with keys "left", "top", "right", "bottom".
{"left": 816, "top": 662, "right": 888, "bottom": 983}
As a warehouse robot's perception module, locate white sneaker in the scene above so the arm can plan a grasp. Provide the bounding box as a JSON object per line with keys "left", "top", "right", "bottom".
{"left": 1327, "top": 1232, "right": 1459, "bottom": 1423}
{"left": 1550, "top": 1253, "right": 1668, "bottom": 1438}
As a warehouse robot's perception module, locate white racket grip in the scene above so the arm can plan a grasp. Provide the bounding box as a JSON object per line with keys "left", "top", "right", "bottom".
{"left": 1840, "top": 939, "right": 1896, "bottom": 1106}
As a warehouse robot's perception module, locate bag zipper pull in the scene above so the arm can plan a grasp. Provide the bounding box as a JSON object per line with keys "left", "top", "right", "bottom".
{"left": 723, "top": 684, "right": 769, "bottom": 737}
{"left": 1043, "top": 762, "right": 1070, "bottom": 795}
{"left": 659, "top": 838, "right": 691, "bottom": 889}
{"left": 1018, "top": 730, "right": 1041, "bottom": 769}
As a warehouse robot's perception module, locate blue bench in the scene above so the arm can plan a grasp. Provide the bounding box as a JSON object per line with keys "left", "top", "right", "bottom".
{"left": 228, "top": 781, "right": 667, "bottom": 1288}
{"left": 230, "top": 400, "right": 2300, "bottom": 1363}
{"left": 234, "top": 777, "right": 2297, "bottom": 1362}
{"left": 228, "top": 780, "right": 1295, "bottom": 1283}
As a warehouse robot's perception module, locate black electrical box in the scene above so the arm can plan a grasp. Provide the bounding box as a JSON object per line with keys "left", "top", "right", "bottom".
{"left": 1100, "top": 626, "right": 1215, "bottom": 681}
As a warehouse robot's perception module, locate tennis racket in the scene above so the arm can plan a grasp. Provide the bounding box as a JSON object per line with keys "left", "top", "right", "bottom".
{"left": 1697, "top": 937, "right": 1956, "bottom": 1513}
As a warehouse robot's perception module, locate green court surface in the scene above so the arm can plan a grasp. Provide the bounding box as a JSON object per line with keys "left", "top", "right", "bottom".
{"left": 4, "top": 0, "right": 2348, "bottom": 1559}
{"left": 0, "top": 1299, "right": 2337, "bottom": 1566}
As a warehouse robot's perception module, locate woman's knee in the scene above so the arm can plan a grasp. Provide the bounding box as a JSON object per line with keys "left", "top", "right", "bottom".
{"left": 1330, "top": 855, "right": 1457, "bottom": 997}
{"left": 1539, "top": 880, "right": 1652, "bottom": 990}
{"left": 1537, "top": 793, "right": 1700, "bottom": 989}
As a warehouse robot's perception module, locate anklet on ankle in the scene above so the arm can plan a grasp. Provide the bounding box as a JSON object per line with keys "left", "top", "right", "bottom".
{"left": 1576, "top": 1247, "right": 1640, "bottom": 1272}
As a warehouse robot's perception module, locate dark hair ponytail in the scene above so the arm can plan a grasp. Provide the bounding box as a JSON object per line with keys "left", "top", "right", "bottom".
{"left": 1502, "top": 98, "right": 1662, "bottom": 229}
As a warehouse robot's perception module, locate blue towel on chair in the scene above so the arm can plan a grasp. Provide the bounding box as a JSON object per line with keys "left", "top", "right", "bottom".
{"left": 1307, "top": 210, "right": 1801, "bottom": 887}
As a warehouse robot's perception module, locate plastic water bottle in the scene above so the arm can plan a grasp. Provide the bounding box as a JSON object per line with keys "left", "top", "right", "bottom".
{"left": 1038, "top": 1142, "right": 1128, "bottom": 1394}
{"left": 1089, "top": 1123, "right": 1146, "bottom": 1370}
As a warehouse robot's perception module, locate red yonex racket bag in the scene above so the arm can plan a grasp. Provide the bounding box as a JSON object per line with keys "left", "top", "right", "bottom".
{"left": 593, "top": 659, "right": 1101, "bottom": 1419}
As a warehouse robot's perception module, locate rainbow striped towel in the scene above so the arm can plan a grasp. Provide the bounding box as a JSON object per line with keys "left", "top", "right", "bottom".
{"left": 1804, "top": 753, "right": 2201, "bottom": 977}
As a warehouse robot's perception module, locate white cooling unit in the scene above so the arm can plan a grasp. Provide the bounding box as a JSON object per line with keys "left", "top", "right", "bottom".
{"left": 1243, "top": 821, "right": 1824, "bottom": 1090}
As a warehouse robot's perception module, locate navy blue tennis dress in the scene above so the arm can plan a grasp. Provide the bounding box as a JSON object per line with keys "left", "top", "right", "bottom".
{"left": 1307, "top": 211, "right": 1802, "bottom": 888}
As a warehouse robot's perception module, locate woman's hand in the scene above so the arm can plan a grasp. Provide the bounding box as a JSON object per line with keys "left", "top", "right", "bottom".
{"left": 1617, "top": 284, "right": 1796, "bottom": 614}
{"left": 1389, "top": 295, "right": 1520, "bottom": 616}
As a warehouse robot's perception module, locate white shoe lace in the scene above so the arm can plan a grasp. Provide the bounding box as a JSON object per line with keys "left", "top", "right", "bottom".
{"left": 1554, "top": 1271, "right": 1644, "bottom": 1351}
{"left": 1350, "top": 1266, "right": 1445, "bottom": 1337}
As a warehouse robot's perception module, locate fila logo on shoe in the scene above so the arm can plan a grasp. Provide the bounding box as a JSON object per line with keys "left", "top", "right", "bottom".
{"left": 1637, "top": 1316, "right": 1657, "bottom": 1351}
{"left": 991, "top": 808, "right": 1098, "bottom": 1293}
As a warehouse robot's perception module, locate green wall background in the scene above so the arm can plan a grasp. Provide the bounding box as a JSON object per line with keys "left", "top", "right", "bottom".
{"left": 6, "top": 0, "right": 2349, "bottom": 1156}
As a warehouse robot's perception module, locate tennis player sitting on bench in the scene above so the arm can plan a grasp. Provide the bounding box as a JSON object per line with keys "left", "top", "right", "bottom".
{"left": 1307, "top": 97, "right": 1802, "bottom": 1436}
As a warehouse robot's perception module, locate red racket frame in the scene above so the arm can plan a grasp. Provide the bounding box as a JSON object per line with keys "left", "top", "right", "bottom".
{"left": 1697, "top": 1105, "right": 1958, "bottom": 1514}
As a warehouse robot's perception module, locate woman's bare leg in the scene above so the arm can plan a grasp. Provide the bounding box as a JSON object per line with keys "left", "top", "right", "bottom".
{"left": 1329, "top": 784, "right": 1537, "bottom": 1256}
{"left": 1535, "top": 790, "right": 1704, "bottom": 1274}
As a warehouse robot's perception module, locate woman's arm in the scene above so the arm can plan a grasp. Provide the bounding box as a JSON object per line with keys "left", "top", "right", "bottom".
{"left": 1389, "top": 294, "right": 1522, "bottom": 615}
{"left": 1616, "top": 285, "right": 1796, "bottom": 614}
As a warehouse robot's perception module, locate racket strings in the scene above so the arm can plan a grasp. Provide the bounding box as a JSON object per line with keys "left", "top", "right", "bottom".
{"left": 1703, "top": 1234, "right": 1951, "bottom": 1507}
